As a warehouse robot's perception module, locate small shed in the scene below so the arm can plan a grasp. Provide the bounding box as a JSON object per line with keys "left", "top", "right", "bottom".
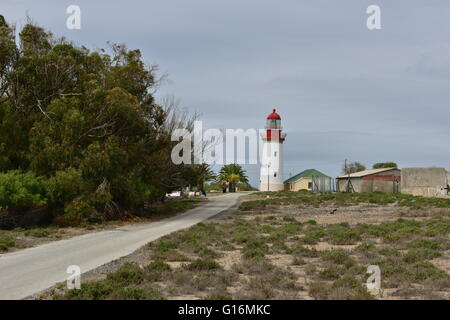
{"left": 284, "top": 169, "right": 332, "bottom": 192}
{"left": 336, "top": 168, "right": 401, "bottom": 193}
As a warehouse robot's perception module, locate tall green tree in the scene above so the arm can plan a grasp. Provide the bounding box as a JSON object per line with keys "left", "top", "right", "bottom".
{"left": 219, "top": 164, "right": 248, "bottom": 192}
{"left": 186, "top": 163, "right": 216, "bottom": 195}
{"left": 0, "top": 16, "right": 198, "bottom": 225}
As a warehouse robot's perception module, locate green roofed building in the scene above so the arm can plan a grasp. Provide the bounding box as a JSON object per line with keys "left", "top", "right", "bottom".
{"left": 284, "top": 169, "right": 332, "bottom": 192}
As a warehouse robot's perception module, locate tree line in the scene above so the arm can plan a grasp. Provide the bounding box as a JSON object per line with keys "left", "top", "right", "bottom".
{"left": 342, "top": 161, "right": 398, "bottom": 175}
{"left": 0, "top": 16, "right": 249, "bottom": 228}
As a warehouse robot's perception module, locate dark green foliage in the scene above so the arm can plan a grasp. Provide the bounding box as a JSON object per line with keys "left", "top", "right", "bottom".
{"left": 242, "top": 238, "right": 269, "bottom": 259}
{"left": 373, "top": 162, "right": 398, "bottom": 169}
{"left": 321, "top": 249, "right": 356, "bottom": 268}
{"left": 403, "top": 249, "right": 442, "bottom": 263}
{"left": 319, "top": 267, "right": 342, "bottom": 280}
{"left": 155, "top": 241, "right": 179, "bottom": 252}
{"left": 24, "top": 228, "right": 50, "bottom": 238}
{"left": 106, "top": 263, "right": 145, "bottom": 285}
{"left": 0, "top": 234, "right": 15, "bottom": 251}
{"left": 0, "top": 17, "right": 203, "bottom": 228}
{"left": 330, "top": 276, "right": 375, "bottom": 300}
{"left": 66, "top": 281, "right": 117, "bottom": 300}
{"left": 145, "top": 260, "right": 172, "bottom": 281}
{"left": 325, "top": 223, "right": 361, "bottom": 245}
{"left": 0, "top": 171, "right": 48, "bottom": 208}
{"left": 219, "top": 164, "right": 248, "bottom": 192}
{"left": 46, "top": 168, "right": 85, "bottom": 208}
{"left": 184, "top": 258, "right": 221, "bottom": 271}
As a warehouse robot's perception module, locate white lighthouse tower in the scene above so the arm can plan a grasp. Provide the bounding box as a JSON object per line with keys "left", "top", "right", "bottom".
{"left": 260, "top": 109, "right": 286, "bottom": 191}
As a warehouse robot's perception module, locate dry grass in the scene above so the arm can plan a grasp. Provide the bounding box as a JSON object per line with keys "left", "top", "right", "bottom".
{"left": 40, "top": 191, "right": 450, "bottom": 300}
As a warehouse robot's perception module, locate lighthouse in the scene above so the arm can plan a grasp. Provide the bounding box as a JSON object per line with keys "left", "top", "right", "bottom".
{"left": 260, "top": 109, "right": 286, "bottom": 191}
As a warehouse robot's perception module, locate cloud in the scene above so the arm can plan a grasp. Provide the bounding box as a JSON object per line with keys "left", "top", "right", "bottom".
{"left": 2, "top": 0, "right": 450, "bottom": 186}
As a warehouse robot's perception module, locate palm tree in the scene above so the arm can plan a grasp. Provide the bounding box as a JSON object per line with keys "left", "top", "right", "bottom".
{"left": 188, "top": 163, "right": 216, "bottom": 195}
{"left": 219, "top": 164, "right": 248, "bottom": 192}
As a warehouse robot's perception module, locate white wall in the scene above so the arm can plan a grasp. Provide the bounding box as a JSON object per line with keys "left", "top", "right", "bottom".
{"left": 260, "top": 139, "right": 284, "bottom": 191}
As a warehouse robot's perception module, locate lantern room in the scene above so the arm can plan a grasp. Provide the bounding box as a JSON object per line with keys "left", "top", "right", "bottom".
{"left": 266, "top": 109, "right": 281, "bottom": 130}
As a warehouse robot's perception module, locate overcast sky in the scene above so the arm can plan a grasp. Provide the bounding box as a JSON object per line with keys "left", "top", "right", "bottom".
{"left": 2, "top": 0, "right": 450, "bottom": 186}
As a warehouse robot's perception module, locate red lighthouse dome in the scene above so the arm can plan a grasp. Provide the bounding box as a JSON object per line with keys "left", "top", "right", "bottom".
{"left": 267, "top": 109, "right": 281, "bottom": 120}
{"left": 264, "top": 108, "right": 284, "bottom": 141}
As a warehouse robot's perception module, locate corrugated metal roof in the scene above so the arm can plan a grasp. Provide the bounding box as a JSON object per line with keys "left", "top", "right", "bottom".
{"left": 336, "top": 167, "right": 398, "bottom": 179}
{"left": 284, "top": 169, "right": 331, "bottom": 183}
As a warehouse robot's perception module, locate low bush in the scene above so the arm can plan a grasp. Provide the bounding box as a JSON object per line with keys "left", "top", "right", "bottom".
{"left": 46, "top": 168, "right": 85, "bottom": 208}
{"left": 0, "top": 170, "right": 48, "bottom": 209}
{"left": 106, "top": 263, "right": 145, "bottom": 285}
{"left": 322, "top": 249, "right": 355, "bottom": 268}
{"left": 66, "top": 281, "right": 117, "bottom": 300}
{"left": 0, "top": 171, "right": 50, "bottom": 228}
{"left": 184, "top": 258, "right": 221, "bottom": 271}
{"left": 242, "top": 238, "right": 269, "bottom": 259}
{"left": 24, "top": 228, "right": 50, "bottom": 238}
{"left": 0, "top": 234, "right": 15, "bottom": 251}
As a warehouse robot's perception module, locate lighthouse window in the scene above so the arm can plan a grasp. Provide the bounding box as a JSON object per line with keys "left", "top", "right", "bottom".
{"left": 274, "top": 151, "right": 277, "bottom": 157}
{"left": 274, "top": 172, "right": 277, "bottom": 177}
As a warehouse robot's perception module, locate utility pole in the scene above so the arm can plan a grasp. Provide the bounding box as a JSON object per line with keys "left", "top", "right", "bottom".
{"left": 345, "top": 159, "right": 349, "bottom": 193}
{"left": 344, "top": 159, "right": 353, "bottom": 193}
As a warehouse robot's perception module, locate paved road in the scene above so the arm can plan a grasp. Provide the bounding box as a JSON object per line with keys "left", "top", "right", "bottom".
{"left": 0, "top": 193, "right": 242, "bottom": 300}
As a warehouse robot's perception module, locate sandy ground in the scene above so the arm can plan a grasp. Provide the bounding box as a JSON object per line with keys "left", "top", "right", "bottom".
{"left": 33, "top": 197, "right": 450, "bottom": 300}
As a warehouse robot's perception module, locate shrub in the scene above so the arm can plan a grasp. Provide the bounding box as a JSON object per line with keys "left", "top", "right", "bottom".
{"left": 411, "top": 240, "right": 441, "bottom": 250}
{"left": 66, "top": 281, "right": 116, "bottom": 300}
{"left": 357, "top": 242, "right": 376, "bottom": 250}
{"left": 286, "top": 245, "right": 319, "bottom": 257}
{"left": 145, "top": 260, "right": 171, "bottom": 281}
{"left": 309, "top": 282, "right": 329, "bottom": 299}
{"left": 0, "top": 234, "right": 15, "bottom": 251}
{"left": 59, "top": 197, "right": 95, "bottom": 226}
{"left": 147, "top": 260, "right": 171, "bottom": 272}
{"left": 46, "top": 168, "right": 85, "bottom": 208}
{"left": 326, "top": 225, "right": 361, "bottom": 245}
{"left": 184, "top": 258, "right": 221, "bottom": 271}
{"left": 320, "top": 267, "right": 342, "bottom": 280}
{"left": 106, "top": 263, "right": 145, "bottom": 285}
{"left": 322, "top": 249, "right": 355, "bottom": 268}
{"left": 60, "top": 181, "right": 119, "bottom": 225}
{"left": 242, "top": 238, "right": 269, "bottom": 259}
{"left": 0, "top": 170, "right": 48, "bottom": 209}
{"left": 410, "top": 262, "right": 450, "bottom": 281}
{"left": 24, "top": 228, "right": 50, "bottom": 238}
{"left": 204, "top": 293, "right": 233, "bottom": 300}
{"left": 330, "top": 275, "right": 375, "bottom": 300}
{"left": 378, "top": 247, "right": 401, "bottom": 257}
{"left": 403, "top": 249, "right": 441, "bottom": 263}
{"left": 113, "top": 286, "right": 164, "bottom": 300}
{"left": 155, "top": 241, "right": 179, "bottom": 252}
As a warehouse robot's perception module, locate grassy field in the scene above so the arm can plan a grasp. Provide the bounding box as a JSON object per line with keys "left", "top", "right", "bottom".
{"left": 43, "top": 192, "right": 450, "bottom": 300}
{"left": 0, "top": 198, "right": 203, "bottom": 253}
